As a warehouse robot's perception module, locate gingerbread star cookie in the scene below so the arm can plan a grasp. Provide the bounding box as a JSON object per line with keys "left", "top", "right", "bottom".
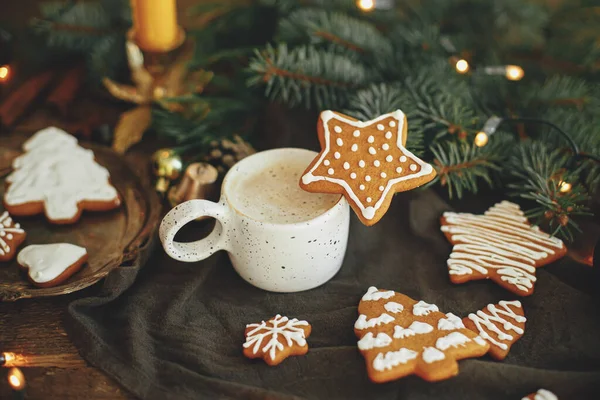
{"left": 522, "top": 389, "right": 559, "bottom": 400}
{"left": 441, "top": 201, "right": 566, "bottom": 296}
{"left": 463, "top": 300, "right": 526, "bottom": 360}
{"left": 354, "top": 286, "right": 489, "bottom": 383}
{"left": 0, "top": 211, "right": 26, "bottom": 262}
{"left": 300, "top": 110, "right": 436, "bottom": 226}
{"left": 243, "top": 314, "right": 311, "bottom": 366}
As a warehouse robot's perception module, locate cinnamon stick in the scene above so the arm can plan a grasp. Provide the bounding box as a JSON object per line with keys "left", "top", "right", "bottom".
{"left": 0, "top": 70, "right": 57, "bottom": 127}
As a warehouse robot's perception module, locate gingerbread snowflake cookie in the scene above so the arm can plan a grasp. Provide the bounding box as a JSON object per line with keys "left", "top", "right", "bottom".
{"left": 4, "top": 127, "right": 121, "bottom": 224}
{"left": 522, "top": 389, "right": 558, "bottom": 400}
{"left": 463, "top": 300, "right": 526, "bottom": 360}
{"left": 0, "top": 212, "right": 26, "bottom": 262}
{"left": 300, "top": 110, "right": 436, "bottom": 226}
{"left": 441, "top": 201, "right": 566, "bottom": 296}
{"left": 243, "top": 314, "right": 311, "bottom": 366}
{"left": 17, "top": 243, "right": 88, "bottom": 288}
{"left": 354, "top": 287, "right": 489, "bottom": 383}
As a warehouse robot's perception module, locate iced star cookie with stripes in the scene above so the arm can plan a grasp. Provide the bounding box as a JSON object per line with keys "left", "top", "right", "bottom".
{"left": 440, "top": 201, "right": 566, "bottom": 296}
{"left": 300, "top": 110, "right": 436, "bottom": 226}
{"left": 354, "top": 286, "right": 489, "bottom": 383}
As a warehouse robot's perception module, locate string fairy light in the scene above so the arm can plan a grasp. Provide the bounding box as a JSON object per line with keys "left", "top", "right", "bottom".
{"left": 7, "top": 367, "right": 26, "bottom": 400}
{"left": 559, "top": 181, "right": 572, "bottom": 193}
{"left": 0, "top": 352, "right": 16, "bottom": 367}
{"left": 357, "top": 0, "right": 375, "bottom": 11}
{"left": 474, "top": 131, "right": 489, "bottom": 147}
{"left": 454, "top": 59, "right": 470, "bottom": 74}
{"left": 0, "top": 65, "right": 9, "bottom": 82}
{"left": 505, "top": 65, "right": 525, "bottom": 81}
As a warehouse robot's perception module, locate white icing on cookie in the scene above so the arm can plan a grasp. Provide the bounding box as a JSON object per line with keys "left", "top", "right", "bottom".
{"left": 435, "top": 332, "right": 471, "bottom": 351}
{"left": 0, "top": 212, "right": 24, "bottom": 256}
{"left": 392, "top": 321, "right": 433, "bottom": 338}
{"left": 5, "top": 127, "right": 120, "bottom": 222}
{"left": 413, "top": 300, "right": 439, "bottom": 316}
{"left": 384, "top": 301, "right": 404, "bottom": 314}
{"left": 372, "top": 348, "right": 418, "bottom": 371}
{"left": 355, "top": 313, "right": 395, "bottom": 330}
{"left": 243, "top": 315, "right": 309, "bottom": 361}
{"left": 467, "top": 300, "right": 525, "bottom": 351}
{"left": 422, "top": 347, "right": 445, "bottom": 363}
{"left": 533, "top": 389, "right": 558, "bottom": 400}
{"left": 17, "top": 243, "right": 87, "bottom": 283}
{"left": 441, "top": 201, "right": 565, "bottom": 293}
{"left": 301, "top": 110, "right": 434, "bottom": 220}
{"left": 437, "top": 313, "right": 465, "bottom": 330}
{"left": 357, "top": 332, "right": 393, "bottom": 350}
{"left": 362, "top": 286, "right": 395, "bottom": 301}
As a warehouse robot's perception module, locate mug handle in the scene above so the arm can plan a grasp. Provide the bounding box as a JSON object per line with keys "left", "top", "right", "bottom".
{"left": 159, "top": 199, "right": 230, "bottom": 262}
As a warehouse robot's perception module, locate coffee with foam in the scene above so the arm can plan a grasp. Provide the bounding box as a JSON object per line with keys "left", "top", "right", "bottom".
{"left": 228, "top": 155, "right": 340, "bottom": 224}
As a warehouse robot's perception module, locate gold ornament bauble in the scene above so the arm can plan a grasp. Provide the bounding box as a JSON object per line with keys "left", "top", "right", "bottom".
{"left": 151, "top": 148, "right": 183, "bottom": 193}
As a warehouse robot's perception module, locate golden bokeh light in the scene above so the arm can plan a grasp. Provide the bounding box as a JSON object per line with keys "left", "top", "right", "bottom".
{"left": 474, "top": 131, "right": 489, "bottom": 147}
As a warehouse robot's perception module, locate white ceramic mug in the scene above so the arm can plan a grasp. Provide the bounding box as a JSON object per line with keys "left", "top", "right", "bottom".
{"left": 159, "top": 148, "right": 350, "bottom": 292}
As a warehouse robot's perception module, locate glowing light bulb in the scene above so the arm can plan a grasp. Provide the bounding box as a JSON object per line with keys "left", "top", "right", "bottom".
{"left": 455, "top": 59, "right": 470, "bottom": 74}
{"left": 7, "top": 368, "right": 25, "bottom": 390}
{"left": 357, "top": 0, "right": 375, "bottom": 12}
{"left": 559, "top": 181, "right": 572, "bottom": 193}
{"left": 505, "top": 65, "right": 524, "bottom": 81}
{"left": 474, "top": 131, "right": 489, "bottom": 147}
{"left": 0, "top": 65, "right": 9, "bottom": 82}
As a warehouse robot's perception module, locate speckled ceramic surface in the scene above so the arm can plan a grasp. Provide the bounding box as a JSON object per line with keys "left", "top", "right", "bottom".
{"left": 159, "top": 148, "right": 350, "bottom": 293}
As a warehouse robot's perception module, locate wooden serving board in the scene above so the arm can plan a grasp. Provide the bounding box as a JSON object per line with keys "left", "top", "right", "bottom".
{"left": 0, "top": 133, "right": 161, "bottom": 301}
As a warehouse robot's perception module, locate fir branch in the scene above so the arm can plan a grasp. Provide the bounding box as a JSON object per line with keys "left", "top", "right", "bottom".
{"left": 430, "top": 139, "right": 507, "bottom": 199}
{"left": 344, "top": 83, "right": 423, "bottom": 155}
{"left": 508, "top": 142, "right": 591, "bottom": 241}
{"left": 247, "top": 43, "right": 376, "bottom": 109}
{"left": 277, "top": 8, "right": 393, "bottom": 56}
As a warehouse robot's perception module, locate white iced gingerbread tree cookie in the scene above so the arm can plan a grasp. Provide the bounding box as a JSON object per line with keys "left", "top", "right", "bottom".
{"left": 354, "top": 286, "right": 490, "bottom": 383}
{"left": 4, "top": 127, "right": 121, "bottom": 224}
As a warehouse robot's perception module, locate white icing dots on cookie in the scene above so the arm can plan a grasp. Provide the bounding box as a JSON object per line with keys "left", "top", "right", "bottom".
{"left": 351, "top": 144, "right": 358, "bottom": 152}
{"left": 380, "top": 172, "right": 387, "bottom": 178}
{"left": 350, "top": 173, "right": 357, "bottom": 179}
{"left": 385, "top": 132, "right": 392, "bottom": 139}
{"left": 359, "top": 160, "right": 366, "bottom": 168}
{"left": 386, "top": 155, "right": 393, "bottom": 162}
{"left": 359, "top": 185, "right": 365, "bottom": 190}
{"left": 324, "top": 160, "right": 330, "bottom": 166}
{"left": 369, "top": 147, "right": 376, "bottom": 155}
{"left": 336, "top": 138, "right": 343, "bottom": 146}
{"left": 389, "top": 121, "right": 396, "bottom": 127}
{"left": 334, "top": 152, "right": 341, "bottom": 159}
{"left": 343, "top": 162, "right": 350, "bottom": 170}
{"left": 328, "top": 168, "right": 334, "bottom": 175}
{"left": 368, "top": 136, "right": 375, "bottom": 143}
{"left": 382, "top": 144, "right": 389, "bottom": 150}
{"left": 377, "top": 124, "right": 384, "bottom": 131}
{"left": 379, "top": 186, "right": 384, "bottom": 191}
{"left": 374, "top": 160, "right": 380, "bottom": 167}
{"left": 353, "top": 130, "right": 360, "bottom": 137}
{"left": 367, "top": 197, "right": 372, "bottom": 203}
{"left": 334, "top": 126, "right": 342, "bottom": 133}
{"left": 365, "top": 175, "right": 371, "bottom": 182}
{"left": 400, "top": 156, "right": 407, "bottom": 162}
{"left": 410, "top": 164, "right": 417, "bottom": 171}
{"left": 396, "top": 167, "right": 403, "bottom": 173}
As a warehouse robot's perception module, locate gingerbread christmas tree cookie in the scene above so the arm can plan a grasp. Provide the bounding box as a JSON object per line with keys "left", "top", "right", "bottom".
{"left": 4, "top": 127, "right": 121, "bottom": 224}
{"left": 300, "top": 110, "right": 436, "bottom": 226}
{"left": 463, "top": 300, "right": 526, "bottom": 360}
{"left": 0, "top": 211, "right": 26, "bottom": 262}
{"left": 243, "top": 314, "right": 311, "bottom": 366}
{"left": 441, "top": 201, "right": 566, "bottom": 296}
{"left": 354, "top": 286, "right": 489, "bottom": 383}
